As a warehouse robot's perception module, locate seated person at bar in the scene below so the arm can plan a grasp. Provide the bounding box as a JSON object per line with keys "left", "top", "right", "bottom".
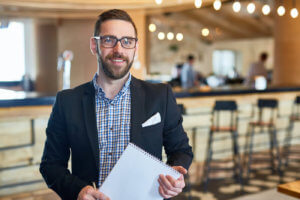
{"left": 180, "top": 54, "right": 197, "bottom": 89}
{"left": 245, "top": 52, "right": 268, "bottom": 86}
{"left": 39, "top": 9, "right": 193, "bottom": 200}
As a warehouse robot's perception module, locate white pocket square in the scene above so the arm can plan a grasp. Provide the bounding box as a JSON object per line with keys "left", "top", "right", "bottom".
{"left": 142, "top": 112, "right": 161, "bottom": 128}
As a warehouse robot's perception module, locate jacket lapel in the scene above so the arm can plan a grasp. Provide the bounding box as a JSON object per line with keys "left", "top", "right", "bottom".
{"left": 130, "top": 77, "right": 146, "bottom": 147}
{"left": 82, "top": 82, "right": 99, "bottom": 172}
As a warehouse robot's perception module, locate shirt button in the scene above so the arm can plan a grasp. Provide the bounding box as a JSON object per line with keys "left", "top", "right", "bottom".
{"left": 108, "top": 152, "right": 113, "bottom": 156}
{"left": 110, "top": 127, "right": 113, "bottom": 131}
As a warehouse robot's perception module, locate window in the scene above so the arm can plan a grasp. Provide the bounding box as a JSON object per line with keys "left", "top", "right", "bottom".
{"left": 0, "top": 21, "right": 25, "bottom": 81}
{"left": 212, "top": 50, "right": 236, "bottom": 76}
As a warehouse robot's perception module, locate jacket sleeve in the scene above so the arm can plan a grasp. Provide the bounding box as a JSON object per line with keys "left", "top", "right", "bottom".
{"left": 39, "top": 92, "right": 88, "bottom": 200}
{"left": 163, "top": 85, "right": 193, "bottom": 170}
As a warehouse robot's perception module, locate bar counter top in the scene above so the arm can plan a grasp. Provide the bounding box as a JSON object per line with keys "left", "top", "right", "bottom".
{"left": 0, "top": 89, "right": 55, "bottom": 108}
{"left": 173, "top": 85, "right": 300, "bottom": 98}
{"left": 1, "top": 85, "right": 300, "bottom": 107}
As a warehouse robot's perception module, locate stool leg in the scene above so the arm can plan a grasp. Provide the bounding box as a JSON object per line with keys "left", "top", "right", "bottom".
{"left": 243, "top": 126, "right": 251, "bottom": 169}
{"left": 268, "top": 126, "right": 276, "bottom": 172}
{"left": 185, "top": 173, "right": 192, "bottom": 200}
{"left": 246, "top": 126, "right": 255, "bottom": 181}
{"left": 232, "top": 130, "right": 243, "bottom": 189}
{"left": 203, "top": 130, "right": 214, "bottom": 191}
{"left": 284, "top": 119, "right": 294, "bottom": 167}
{"left": 272, "top": 126, "right": 282, "bottom": 175}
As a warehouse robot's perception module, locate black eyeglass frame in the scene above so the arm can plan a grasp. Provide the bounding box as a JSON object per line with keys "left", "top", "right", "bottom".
{"left": 93, "top": 35, "right": 138, "bottom": 49}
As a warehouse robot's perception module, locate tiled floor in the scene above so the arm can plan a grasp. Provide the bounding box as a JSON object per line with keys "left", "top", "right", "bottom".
{"left": 173, "top": 161, "right": 300, "bottom": 200}
{"left": 1, "top": 150, "right": 300, "bottom": 200}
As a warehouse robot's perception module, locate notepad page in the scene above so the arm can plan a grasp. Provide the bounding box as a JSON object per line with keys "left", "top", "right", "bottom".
{"left": 99, "top": 143, "right": 181, "bottom": 200}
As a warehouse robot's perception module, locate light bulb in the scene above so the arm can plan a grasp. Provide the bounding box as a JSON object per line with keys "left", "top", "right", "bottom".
{"left": 148, "top": 24, "right": 156, "bottom": 32}
{"left": 201, "top": 28, "right": 209, "bottom": 37}
{"left": 247, "top": 2, "right": 255, "bottom": 14}
{"left": 213, "top": 0, "right": 222, "bottom": 11}
{"left": 277, "top": 5, "right": 285, "bottom": 16}
{"left": 262, "top": 4, "right": 271, "bottom": 15}
{"left": 167, "top": 32, "right": 174, "bottom": 40}
{"left": 176, "top": 33, "right": 183, "bottom": 41}
{"left": 291, "top": 8, "right": 299, "bottom": 18}
{"left": 233, "top": 1, "right": 241, "bottom": 13}
{"left": 155, "top": 0, "right": 162, "bottom": 5}
{"left": 158, "top": 32, "right": 165, "bottom": 40}
{"left": 194, "top": 0, "right": 202, "bottom": 8}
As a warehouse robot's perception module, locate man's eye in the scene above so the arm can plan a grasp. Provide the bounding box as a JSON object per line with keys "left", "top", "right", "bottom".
{"left": 104, "top": 38, "right": 112, "bottom": 43}
{"left": 123, "top": 39, "right": 132, "bottom": 45}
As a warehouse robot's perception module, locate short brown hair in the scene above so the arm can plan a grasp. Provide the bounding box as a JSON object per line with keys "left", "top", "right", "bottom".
{"left": 94, "top": 9, "right": 137, "bottom": 37}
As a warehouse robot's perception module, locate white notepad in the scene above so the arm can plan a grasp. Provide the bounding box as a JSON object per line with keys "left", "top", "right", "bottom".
{"left": 99, "top": 143, "right": 181, "bottom": 200}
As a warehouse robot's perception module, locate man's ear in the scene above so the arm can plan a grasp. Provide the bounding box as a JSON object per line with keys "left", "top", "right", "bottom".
{"left": 90, "top": 37, "right": 98, "bottom": 55}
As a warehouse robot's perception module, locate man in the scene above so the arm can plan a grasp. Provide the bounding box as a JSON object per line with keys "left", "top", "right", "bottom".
{"left": 180, "top": 54, "right": 197, "bottom": 89}
{"left": 40, "top": 9, "right": 193, "bottom": 200}
{"left": 245, "top": 52, "right": 268, "bottom": 86}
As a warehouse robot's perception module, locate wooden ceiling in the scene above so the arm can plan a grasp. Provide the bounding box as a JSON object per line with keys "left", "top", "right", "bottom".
{"left": 0, "top": 0, "right": 274, "bottom": 41}
{"left": 0, "top": 0, "right": 217, "bottom": 18}
{"left": 149, "top": 1, "right": 274, "bottom": 42}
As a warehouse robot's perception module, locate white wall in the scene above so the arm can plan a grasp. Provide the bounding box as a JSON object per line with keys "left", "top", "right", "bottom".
{"left": 208, "top": 37, "right": 274, "bottom": 76}
{"left": 149, "top": 30, "right": 274, "bottom": 77}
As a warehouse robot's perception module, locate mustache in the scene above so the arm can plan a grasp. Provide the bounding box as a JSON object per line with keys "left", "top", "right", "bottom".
{"left": 106, "top": 53, "right": 128, "bottom": 62}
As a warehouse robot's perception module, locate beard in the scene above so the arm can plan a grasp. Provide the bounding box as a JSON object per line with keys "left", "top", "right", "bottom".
{"left": 98, "top": 52, "right": 134, "bottom": 80}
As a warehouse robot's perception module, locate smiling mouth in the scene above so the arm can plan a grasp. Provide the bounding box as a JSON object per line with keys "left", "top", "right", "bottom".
{"left": 111, "top": 59, "right": 125, "bottom": 63}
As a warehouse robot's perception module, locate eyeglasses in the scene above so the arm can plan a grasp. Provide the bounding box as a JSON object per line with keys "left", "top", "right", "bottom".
{"left": 93, "top": 35, "right": 138, "bottom": 49}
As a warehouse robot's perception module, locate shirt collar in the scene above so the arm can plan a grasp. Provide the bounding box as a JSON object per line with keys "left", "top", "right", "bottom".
{"left": 93, "top": 73, "right": 131, "bottom": 101}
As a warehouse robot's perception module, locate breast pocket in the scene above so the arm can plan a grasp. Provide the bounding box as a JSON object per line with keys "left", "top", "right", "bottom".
{"left": 141, "top": 123, "right": 163, "bottom": 140}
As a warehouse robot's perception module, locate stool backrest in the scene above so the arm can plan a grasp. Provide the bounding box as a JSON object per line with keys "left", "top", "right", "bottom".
{"left": 212, "top": 100, "right": 238, "bottom": 129}
{"left": 214, "top": 100, "right": 237, "bottom": 111}
{"left": 292, "top": 96, "right": 300, "bottom": 117}
{"left": 258, "top": 99, "right": 278, "bottom": 108}
{"left": 295, "top": 96, "right": 300, "bottom": 104}
{"left": 256, "top": 98, "right": 278, "bottom": 122}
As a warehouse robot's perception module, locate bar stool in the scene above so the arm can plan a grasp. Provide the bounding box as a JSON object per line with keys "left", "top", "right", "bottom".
{"left": 203, "top": 100, "right": 243, "bottom": 190}
{"left": 283, "top": 96, "right": 300, "bottom": 167}
{"left": 244, "top": 99, "right": 282, "bottom": 181}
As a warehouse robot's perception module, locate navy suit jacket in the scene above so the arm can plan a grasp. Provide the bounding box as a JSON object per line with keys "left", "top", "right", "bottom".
{"left": 40, "top": 76, "right": 193, "bottom": 200}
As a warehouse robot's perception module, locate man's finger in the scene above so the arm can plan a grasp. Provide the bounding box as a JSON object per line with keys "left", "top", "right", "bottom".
{"left": 172, "top": 166, "right": 187, "bottom": 175}
{"left": 159, "top": 186, "right": 172, "bottom": 199}
{"left": 159, "top": 174, "right": 174, "bottom": 191}
{"left": 166, "top": 175, "right": 185, "bottom": 189}
{"left": 159, "top": 175, "right": 182, "bottom": 193}
{"left": 91, "top": 190, "right": 110, "bottom": 200}
{"left": 158, "top": 181, "right": 178, "bottom": 198}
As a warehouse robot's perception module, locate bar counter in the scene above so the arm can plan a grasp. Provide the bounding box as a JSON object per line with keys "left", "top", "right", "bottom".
{"left": 1, "top": 85, "right": 300, "bottom": 107}
{"left": 0, "top": 85, "right": 300, "bottom": 194}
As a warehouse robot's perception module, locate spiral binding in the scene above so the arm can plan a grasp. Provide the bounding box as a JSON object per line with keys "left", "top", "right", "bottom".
{"left": 128, "top": 143, "right": 180, "bottom": 175}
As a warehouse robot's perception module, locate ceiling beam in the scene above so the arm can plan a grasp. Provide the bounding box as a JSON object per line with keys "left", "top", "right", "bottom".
{"left": 179, "top": 10, "right": 249, "bottom": 39}
{"left": 219, "top": 5, "right": 272, "bottom": 37}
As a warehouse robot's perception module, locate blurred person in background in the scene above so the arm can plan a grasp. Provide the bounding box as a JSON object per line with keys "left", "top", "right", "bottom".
{"left": 245, "top": 52, "right": 268, "bottom": 86}
{"left": 180, "top": 54, "right": 197, "bottom": 89}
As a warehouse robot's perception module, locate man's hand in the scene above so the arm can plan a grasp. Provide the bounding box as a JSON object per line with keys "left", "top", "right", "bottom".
{"left": 77, "top": 185, "right": 110, "bottom": 200}
{"left": 158, "top": 166, "right": 187, "bottom": 199}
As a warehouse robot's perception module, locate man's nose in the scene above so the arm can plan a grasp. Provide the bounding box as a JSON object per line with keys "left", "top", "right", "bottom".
{"left": 113, "top": 40, "right": 123, "bottom": 52}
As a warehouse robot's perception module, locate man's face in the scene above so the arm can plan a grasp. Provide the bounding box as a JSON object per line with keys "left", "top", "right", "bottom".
{"left": 97, "top": 20, "right": 137, "bottom": 80}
